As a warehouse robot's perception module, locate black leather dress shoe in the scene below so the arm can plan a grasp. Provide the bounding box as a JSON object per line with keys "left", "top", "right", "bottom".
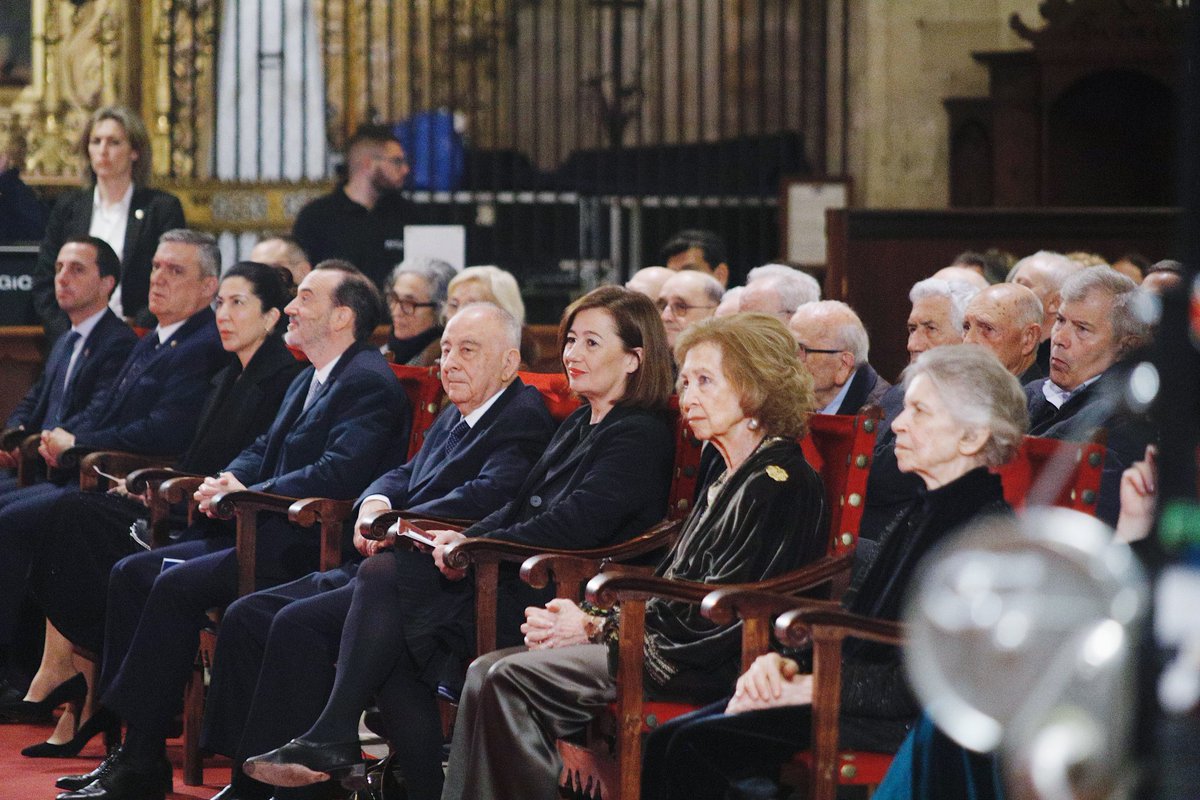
{"left": 56, "top": 751, "right": 121, "bottom": 791}
{"left": 243, "top": 738, "right": 364, "bottom": 788}
{"left": 55, "top": 752, "right": 172, "bottom": 800}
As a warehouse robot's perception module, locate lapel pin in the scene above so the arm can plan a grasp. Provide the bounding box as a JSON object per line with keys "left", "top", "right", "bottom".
{"left": 170, "top": 340, "right": 178, "bottom": 347}
{"left": 134, "top": 208, "right": 145, "bottom": 220}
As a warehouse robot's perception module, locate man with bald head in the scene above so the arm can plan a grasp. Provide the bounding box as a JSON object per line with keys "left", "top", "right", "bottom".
{"left": 1009, "top": 250, "right": 1082, "bottom": 375}
{"left": 657, "top": 270, "right": 723, "bottom": 349}
{"left": 250, "top": 235, "right": 312, "bottom": 287}
{"left": 931, "top": 265, "right": 989, "bottom": 291}
{"left": 962, "top": 283, "right": 1044, "bottom": 384}
{"left": 625, "top": 266, "right": 674, "bottom": 301}
{"left": 740, "top": 265, "right": 820, "bottom": 322}
{"left": 788, "top": 301, "right": 890, "bottom": 415}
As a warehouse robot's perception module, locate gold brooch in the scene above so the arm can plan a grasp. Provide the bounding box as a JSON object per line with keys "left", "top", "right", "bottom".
{"left": 766, "top": 465, "right": 788, "bottom": 482}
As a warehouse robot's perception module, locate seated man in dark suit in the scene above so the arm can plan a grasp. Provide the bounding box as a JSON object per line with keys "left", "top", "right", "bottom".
{"left": 201, "top": 302, "right": 557, "bottom": 800}
{"left": 54, "top": 261, "right": 412, "bottom": 800}
{"left": 0, "top": 229, "right": 226, "bottom": 656}
{"left": 0, "top": 236, "right": 137, "bottom": 490}
{"left": 787, "top": 300, "right": 890, "bottom": 415}
{"left": 1024, "top": 266, "right": 1155, "bottom": 525}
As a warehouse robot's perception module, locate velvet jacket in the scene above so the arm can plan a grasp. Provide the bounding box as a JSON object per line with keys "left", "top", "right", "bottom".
{"left": 644, "top": 438, "right": 829, "bottom": 698}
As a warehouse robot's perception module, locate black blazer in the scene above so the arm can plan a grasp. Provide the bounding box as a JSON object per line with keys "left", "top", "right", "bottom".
{"left": 71, "top": 307, "right": 227, "bottom": 456}
{"left": 33, "top": 186, "right": 185, "bottom": 337}
{"left": 834, "top": 363, "right": 892, "bottom": 416}
{"left": 5, "top": 309, "right": 137, "bottom": 432}
{"left": 1025, "top": 367, "right": 1156, "bottom": 525}
{"left": 177, "top": 336, "right": 305, "bottom": 476}
{"left": 384, "top": 403, "right": 675, "bottom": 687}
{"left": 224, "top": 342, "right": 411, "bottom": 500}
{"left": 358, "top": 379, "right": 556, "bottom": 520}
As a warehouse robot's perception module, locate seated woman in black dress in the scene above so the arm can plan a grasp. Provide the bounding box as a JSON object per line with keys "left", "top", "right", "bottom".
{"left": 639, "top": 344, "right": 1029, "bottom": 800}
{"left": 243, "top": 285, "right": 677, "bottom": 799}
{"left": 437, "top": 312, "right": 832, "bottom": 800}
{"left": 6, "top": 262, "right": 300, "bottom": 757}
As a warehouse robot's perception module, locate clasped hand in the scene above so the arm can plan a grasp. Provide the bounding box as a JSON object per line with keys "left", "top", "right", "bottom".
{"left": 725, "top": 652, "right": 813, "bottom": 714}
{"left": 521, "top": 598, "right": 591, "bottom": 650}
{"left": 427, "top": 529, "right": 468, "bottom": 580}
{"left": 38, "top": 427, "right": 75, "bottom": 467}
{"left": 194, "top": 471, "right": 248, "bottom": 517}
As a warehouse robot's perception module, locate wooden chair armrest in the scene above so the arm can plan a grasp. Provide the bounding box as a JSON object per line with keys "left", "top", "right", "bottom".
{"left": 209, "top": 489, "right": 298, "bottom": 519}
{"left": 79, "top": 451, "right": 175, "bottom": 492}
{"left": 17, "top": 433, "right": 43, "bottom": 486}
{"left": 56, "top": 445, "right": 97, "bottom": 472}
{"left": 699, "top": 588, "right": 839, "bottom": 627}
{"left": 446, "top": 517, "right": 682, "bottom": 572}
{"left": 585, "top": 568, "right": 717, "bottom": 609}
{"left": 0, "top": 426, "right": 28, "bottom": 450}
{"left": 159, "top": 475, "right": 206, "bottom": 504}
{"left": 127, "top": 467, "right": 202, "bottom": 496}
{"left": 774, "top": 607, "right": 904, "bottom": 649}
{"left": 520, "top": 553, "right": 608, "bottom": 590}
{"left": 287, "top": 497, "right": 355, "bottom": 528}
{"left": 361, "top": 509, "right": 475, "bottom": 541}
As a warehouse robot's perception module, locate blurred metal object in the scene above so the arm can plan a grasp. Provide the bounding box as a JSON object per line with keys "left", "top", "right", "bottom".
{"left": 904, "top": 508, "right": 1148, "bottom": 800}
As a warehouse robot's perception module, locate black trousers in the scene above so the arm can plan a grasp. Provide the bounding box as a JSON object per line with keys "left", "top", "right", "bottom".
{"left": 201, "top": 563, "right": 358, "bottom": 762}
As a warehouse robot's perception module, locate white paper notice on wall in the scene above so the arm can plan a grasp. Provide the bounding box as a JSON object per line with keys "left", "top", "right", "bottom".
{"left": 784, "top": 182, "right": 848, "bottom": 266}
{"left": 404, "top": 225, "right": 466, "bottom": 271}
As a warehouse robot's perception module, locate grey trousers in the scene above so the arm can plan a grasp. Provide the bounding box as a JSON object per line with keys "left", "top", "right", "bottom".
{"left": 441, "top": 643, "right": 616, "bottom": 800}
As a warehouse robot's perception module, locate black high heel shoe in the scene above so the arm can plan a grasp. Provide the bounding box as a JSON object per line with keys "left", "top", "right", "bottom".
{"left": 0, "top": 672, "right": 86, "bottom": 724}
{"left": 20, "top": 706, "right": 121, "bottom": 758}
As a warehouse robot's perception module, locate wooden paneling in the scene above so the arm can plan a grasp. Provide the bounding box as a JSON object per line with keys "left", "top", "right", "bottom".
{"left": 0, "top": 326, "right": 45, "bottom": 423}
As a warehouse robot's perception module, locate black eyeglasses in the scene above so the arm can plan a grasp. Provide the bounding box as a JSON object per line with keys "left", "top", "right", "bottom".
{"left": 656, "top": 299, "right": 717, "bottom": 316}
{"left": 387, "top": 295, "right": 437, "bottom": 316}
{"left": 795, "top": 343, "right": 844, "bottom": 358}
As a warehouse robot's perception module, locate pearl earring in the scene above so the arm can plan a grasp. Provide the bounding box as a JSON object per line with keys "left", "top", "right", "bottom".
{"left": 747, "top": 418, "right": 760, "bottom": 431}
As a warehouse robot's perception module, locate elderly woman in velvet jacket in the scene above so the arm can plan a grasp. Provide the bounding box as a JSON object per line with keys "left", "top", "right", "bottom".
{"left": 436, "top": 312, "right": 832, "bottom": 800}
{"left": 638, "top": 344, "right": 1030, "bottom": 800}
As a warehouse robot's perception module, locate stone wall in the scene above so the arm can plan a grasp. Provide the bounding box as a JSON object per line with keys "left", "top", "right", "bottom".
{"left": 846, "top": 0, "right": 1040, "bottom": 208}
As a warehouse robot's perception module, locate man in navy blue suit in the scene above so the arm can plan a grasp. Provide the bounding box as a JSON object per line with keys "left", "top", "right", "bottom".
{"left": 0, "top": 229, "right": 225, "bottom": 661}
{"left": 55, "top": 262, "right": 411, "bottom": 800}
{"left": 198, "top": 302, "right": 556, "bottom": 800}
{"left": 0, "top": 236, "right": 137, "bottom": 489}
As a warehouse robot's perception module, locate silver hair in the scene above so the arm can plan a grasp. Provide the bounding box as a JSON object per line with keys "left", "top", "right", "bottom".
{"left": 908, "top": 277, "right": 978, "bottom": 334}
{"left": 1007, "top": 250, "right": 1080, "bottom": 289}
{"left": 696, "top": 272, "right": 726, "bottom": 305}
{"left": 390, "top": 257, "right": 456, "bottom": 314}
{"left": 747, "top": 264, "right": 821, "bottom": 309}
{"left": 796, "top": 300, "right": 870, "bottom": 364}
{"left": 1059, "top": 267, "right": 1151, "bottom": 356}
{"left": 902, "top": 344, "right": 1028, "bottom": 468}
{"left": 159, "top": 229, "right": 221, "bottom": 277}
{"left": 453, "top": 300, "right": 522, "bottom": 350}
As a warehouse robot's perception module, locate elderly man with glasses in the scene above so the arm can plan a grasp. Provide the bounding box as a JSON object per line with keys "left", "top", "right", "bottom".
{"left": 657, "top": 270, "right": 724, "bottom": 350}
{"left": 788, "top": 300, "right": 890, "bottom": 415}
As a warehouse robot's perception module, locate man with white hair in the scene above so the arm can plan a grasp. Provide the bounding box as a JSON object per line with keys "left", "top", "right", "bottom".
{"left": 1008, "top": 250, "right": 1083, "bottom": 375}
{"left": 713, "top": 286, "right": 742, "bottom": 317}
{"left": 905, "top": 277, "right": 978, "bottom": 363}
{"left": 740, "top": 265, "right": 820, "bottom": 322}
{"left": 788, "top": 301, "right": 890, "bottom": 415}
{"left": 962, "top": 283, "right": 1044, "bottom": 384}
{"left": 1025, "top": 267, "right": 1156, "bottom": 525}
{"left": 931, "top": 264, "right": 989, "bottom": 291}
{"left": 657, "top": 270, "right": 723, "bottom": 349}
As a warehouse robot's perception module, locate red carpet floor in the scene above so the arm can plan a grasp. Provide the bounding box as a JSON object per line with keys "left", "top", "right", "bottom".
{"left": 0, "top": 720, "right": 231, "bottom": 799}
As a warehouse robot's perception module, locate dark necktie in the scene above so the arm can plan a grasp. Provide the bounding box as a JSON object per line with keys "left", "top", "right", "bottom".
{"left": 443, "top": 418, "right": 470, "bottom": 456}
{"left": 43, "top": 331, "right": 81, "bottom": 428}
{"left": 116, "top": 334, "right": 161, "bottom": 395}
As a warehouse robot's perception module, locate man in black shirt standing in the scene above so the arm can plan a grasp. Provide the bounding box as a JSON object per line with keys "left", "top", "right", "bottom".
{"left": 292, "top": 125, "right": 411, "bottom": 288}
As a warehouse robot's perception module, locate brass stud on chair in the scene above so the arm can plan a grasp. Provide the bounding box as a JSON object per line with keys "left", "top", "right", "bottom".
{"left": 840, "top": 764, "right": 858, "bottom": 779}
{"left": 848, "top": 493, "right": 862, "bottom": 508}
{"left": 676, "top": 499, "right": 689, "bottom": 512}
{"left": 854, "top": 454, "right": 868, "bottom": 468}
{"left": 1088, "top": 452, "right": 1101, "bottom": 467}
{"left": 1082, "top": 489, "right": 1096, "bottom": 504}
{"left": 863, "top": 419, "right": 875, "bottom": 433}
{"left": 841, "top": 532, "right": 853, "bottom": 546}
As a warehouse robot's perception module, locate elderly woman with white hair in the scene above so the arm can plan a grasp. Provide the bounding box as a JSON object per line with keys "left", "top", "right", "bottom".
{"left": 383, "top": 256, "right": 457, "bottom": 365}
{"left": 641, "top": 344, "right": 1029, "bottom": 800}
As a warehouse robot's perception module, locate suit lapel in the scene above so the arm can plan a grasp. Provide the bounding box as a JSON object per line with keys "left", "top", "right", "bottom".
{"left": 537, "top": 406, "right": 600, "bottom": 487}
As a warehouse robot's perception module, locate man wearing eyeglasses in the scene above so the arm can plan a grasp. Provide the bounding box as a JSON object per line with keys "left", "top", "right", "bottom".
{"left": 292, "top": 124, "right": 414, "bottom": 289}
{"left": 657, "top": 270, "right": 724, "bottom": 349}
{"left": 788, "top": 300, "right": 890, "bottom": 415}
